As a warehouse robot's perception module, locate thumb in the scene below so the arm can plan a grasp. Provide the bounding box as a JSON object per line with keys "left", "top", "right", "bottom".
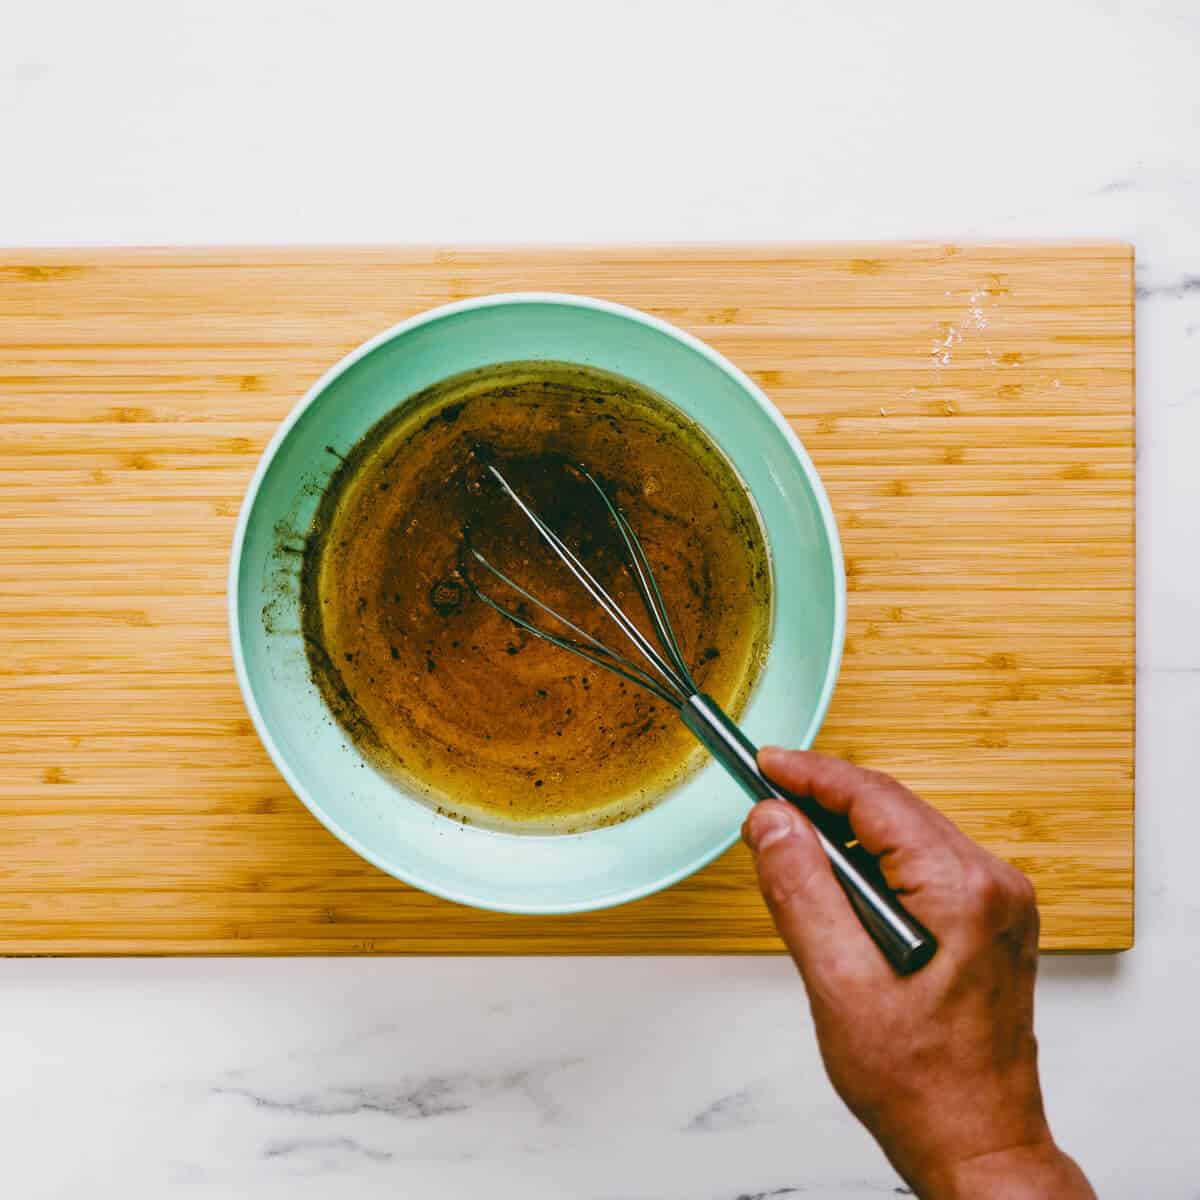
{"left": 744, "top": 800, "right": 875, "bottom": 983}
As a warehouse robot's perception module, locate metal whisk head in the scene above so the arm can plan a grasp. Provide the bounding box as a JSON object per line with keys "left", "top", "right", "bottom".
{"left": 460, "top": 463, "right": 700, "bottom": 709}
{"left": 460, "top": 465, "right": 939, "bottom": 977}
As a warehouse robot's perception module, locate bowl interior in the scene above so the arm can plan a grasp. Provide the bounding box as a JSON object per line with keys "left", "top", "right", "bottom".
{"left": 230, "top": 295, "right": 844, "bottom": 913}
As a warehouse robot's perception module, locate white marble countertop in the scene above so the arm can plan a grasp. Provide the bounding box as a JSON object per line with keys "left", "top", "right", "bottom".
{"left": 3, "top": 1, "right": 1199, "bottom": 1195}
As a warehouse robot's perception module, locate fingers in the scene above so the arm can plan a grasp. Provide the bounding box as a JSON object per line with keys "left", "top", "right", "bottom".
{"left": 743, "top": 800, "right": 882, "bottom": 985}
{"left": 757, "top": 750, "right": 1045, "bottom": 967}
{"left": 758, "top": 747, "right": 960, "bottom": 864}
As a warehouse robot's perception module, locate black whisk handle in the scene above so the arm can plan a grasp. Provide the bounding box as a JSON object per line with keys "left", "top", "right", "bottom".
{"left": 679, "top": 694, "right": 937, "bottom": 976}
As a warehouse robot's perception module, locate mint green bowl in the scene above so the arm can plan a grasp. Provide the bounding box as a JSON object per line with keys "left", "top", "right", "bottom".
{"left": 228, "top": 294, "right": 844, "bottom": 914}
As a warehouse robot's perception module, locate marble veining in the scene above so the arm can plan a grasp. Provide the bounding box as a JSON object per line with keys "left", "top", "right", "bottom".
{"left": 686, "top": 1089, "right": 762, "bottom": 1134}
{"left": 1135, "top": 274, "right": 1200, "bottom": 299}
{"left": 213, "top": 1057, "right": 579, "bottom": 1124}
{"left": 263, "top": 1136, "right": 394, "bottom": 1163}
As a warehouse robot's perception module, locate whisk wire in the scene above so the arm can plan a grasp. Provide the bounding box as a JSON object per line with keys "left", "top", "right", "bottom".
{"left": 482, "top": 465, "right": 688, "bottom": 700}
{"left": 579, "top": 469, "right": 696, "bottom": 691}
{"left": 466, "top": 544, "right": 614, "bottom": 657}
{"left": 462, "top": 545, "right": 682, "bottom": 706}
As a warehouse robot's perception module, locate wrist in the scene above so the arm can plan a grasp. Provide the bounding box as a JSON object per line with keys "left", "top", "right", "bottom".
{"left": 918, "top": 1139, "right": 1095, "bottom": 1200}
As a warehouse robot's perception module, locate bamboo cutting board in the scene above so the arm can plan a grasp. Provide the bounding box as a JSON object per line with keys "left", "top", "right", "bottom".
{"left": 0, "top": 245, "right": 1134, "bottom": 954}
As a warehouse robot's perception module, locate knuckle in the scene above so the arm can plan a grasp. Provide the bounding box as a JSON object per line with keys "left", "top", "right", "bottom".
{"left": 760, "top": 847, "right": 820, "bottom": 910}
{"left": 1024, "top": 900, "right": 1042, "bottom": 946}
{"left": 1010, "top": 867, "right": 1038, "bottom": 912}
{"left": 961, "top": 860, "right": 1008, "bottom": 926}
{"left": 1008, "top": 869, "right": 1041, "bottom": 943}
{"left": 994, "top": 859, "right": 1038, "bottom": 922}
{"left": 765, "top": 867, "right": 820, "bottom": 911}
{"left": 863, "top": 766, "right": 900, "bottom": 794}
{"left": 958, "top": 856, "right": 1040, "bottom": 936}
{"left": 765, "top": 870, "right": 802, "bottom": 908}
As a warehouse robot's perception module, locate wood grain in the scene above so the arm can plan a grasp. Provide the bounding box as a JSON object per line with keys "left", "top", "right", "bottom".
{"left": 0, "top": 244, "right": 1135, "bottom": 954}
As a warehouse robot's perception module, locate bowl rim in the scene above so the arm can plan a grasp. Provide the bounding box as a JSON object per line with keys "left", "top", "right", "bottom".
{"left": 227, "top": 291, "right": 846, "bottom": 911}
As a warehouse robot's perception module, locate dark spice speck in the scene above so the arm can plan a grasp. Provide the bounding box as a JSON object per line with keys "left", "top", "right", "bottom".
{"left": 429, "top": 579, "right": 465, "bottom": 615}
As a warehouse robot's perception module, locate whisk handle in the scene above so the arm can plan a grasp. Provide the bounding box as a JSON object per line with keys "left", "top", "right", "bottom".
{"left": 680, "top": 694, "right": 937, "bottom": 976}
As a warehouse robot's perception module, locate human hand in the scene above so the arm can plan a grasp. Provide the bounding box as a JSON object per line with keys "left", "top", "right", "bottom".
{"left": 743, "top": 748, "right": 1094, "bottom": 1200}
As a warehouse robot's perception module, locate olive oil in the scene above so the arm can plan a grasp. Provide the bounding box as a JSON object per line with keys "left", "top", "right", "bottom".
{"left": 301, "top": 361, "right": 771, "bottom": 832}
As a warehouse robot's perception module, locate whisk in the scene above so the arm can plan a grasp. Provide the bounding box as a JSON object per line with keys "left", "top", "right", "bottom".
{"left": 461, "top": 463, "right": 936, "bottom": 975}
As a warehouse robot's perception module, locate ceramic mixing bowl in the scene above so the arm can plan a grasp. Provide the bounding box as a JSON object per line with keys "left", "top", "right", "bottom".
{"left": 228, "top": 293, "right": 844, "bottom": 913}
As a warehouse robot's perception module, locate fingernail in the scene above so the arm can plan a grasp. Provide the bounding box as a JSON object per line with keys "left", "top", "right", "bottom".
{"left": 746, "top": 804, "right": 795, "bottom": 852}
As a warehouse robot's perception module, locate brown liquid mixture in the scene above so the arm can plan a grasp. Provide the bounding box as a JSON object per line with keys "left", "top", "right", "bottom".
{"left": 300, "top": 361, "right": 771, "bottom": 832}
